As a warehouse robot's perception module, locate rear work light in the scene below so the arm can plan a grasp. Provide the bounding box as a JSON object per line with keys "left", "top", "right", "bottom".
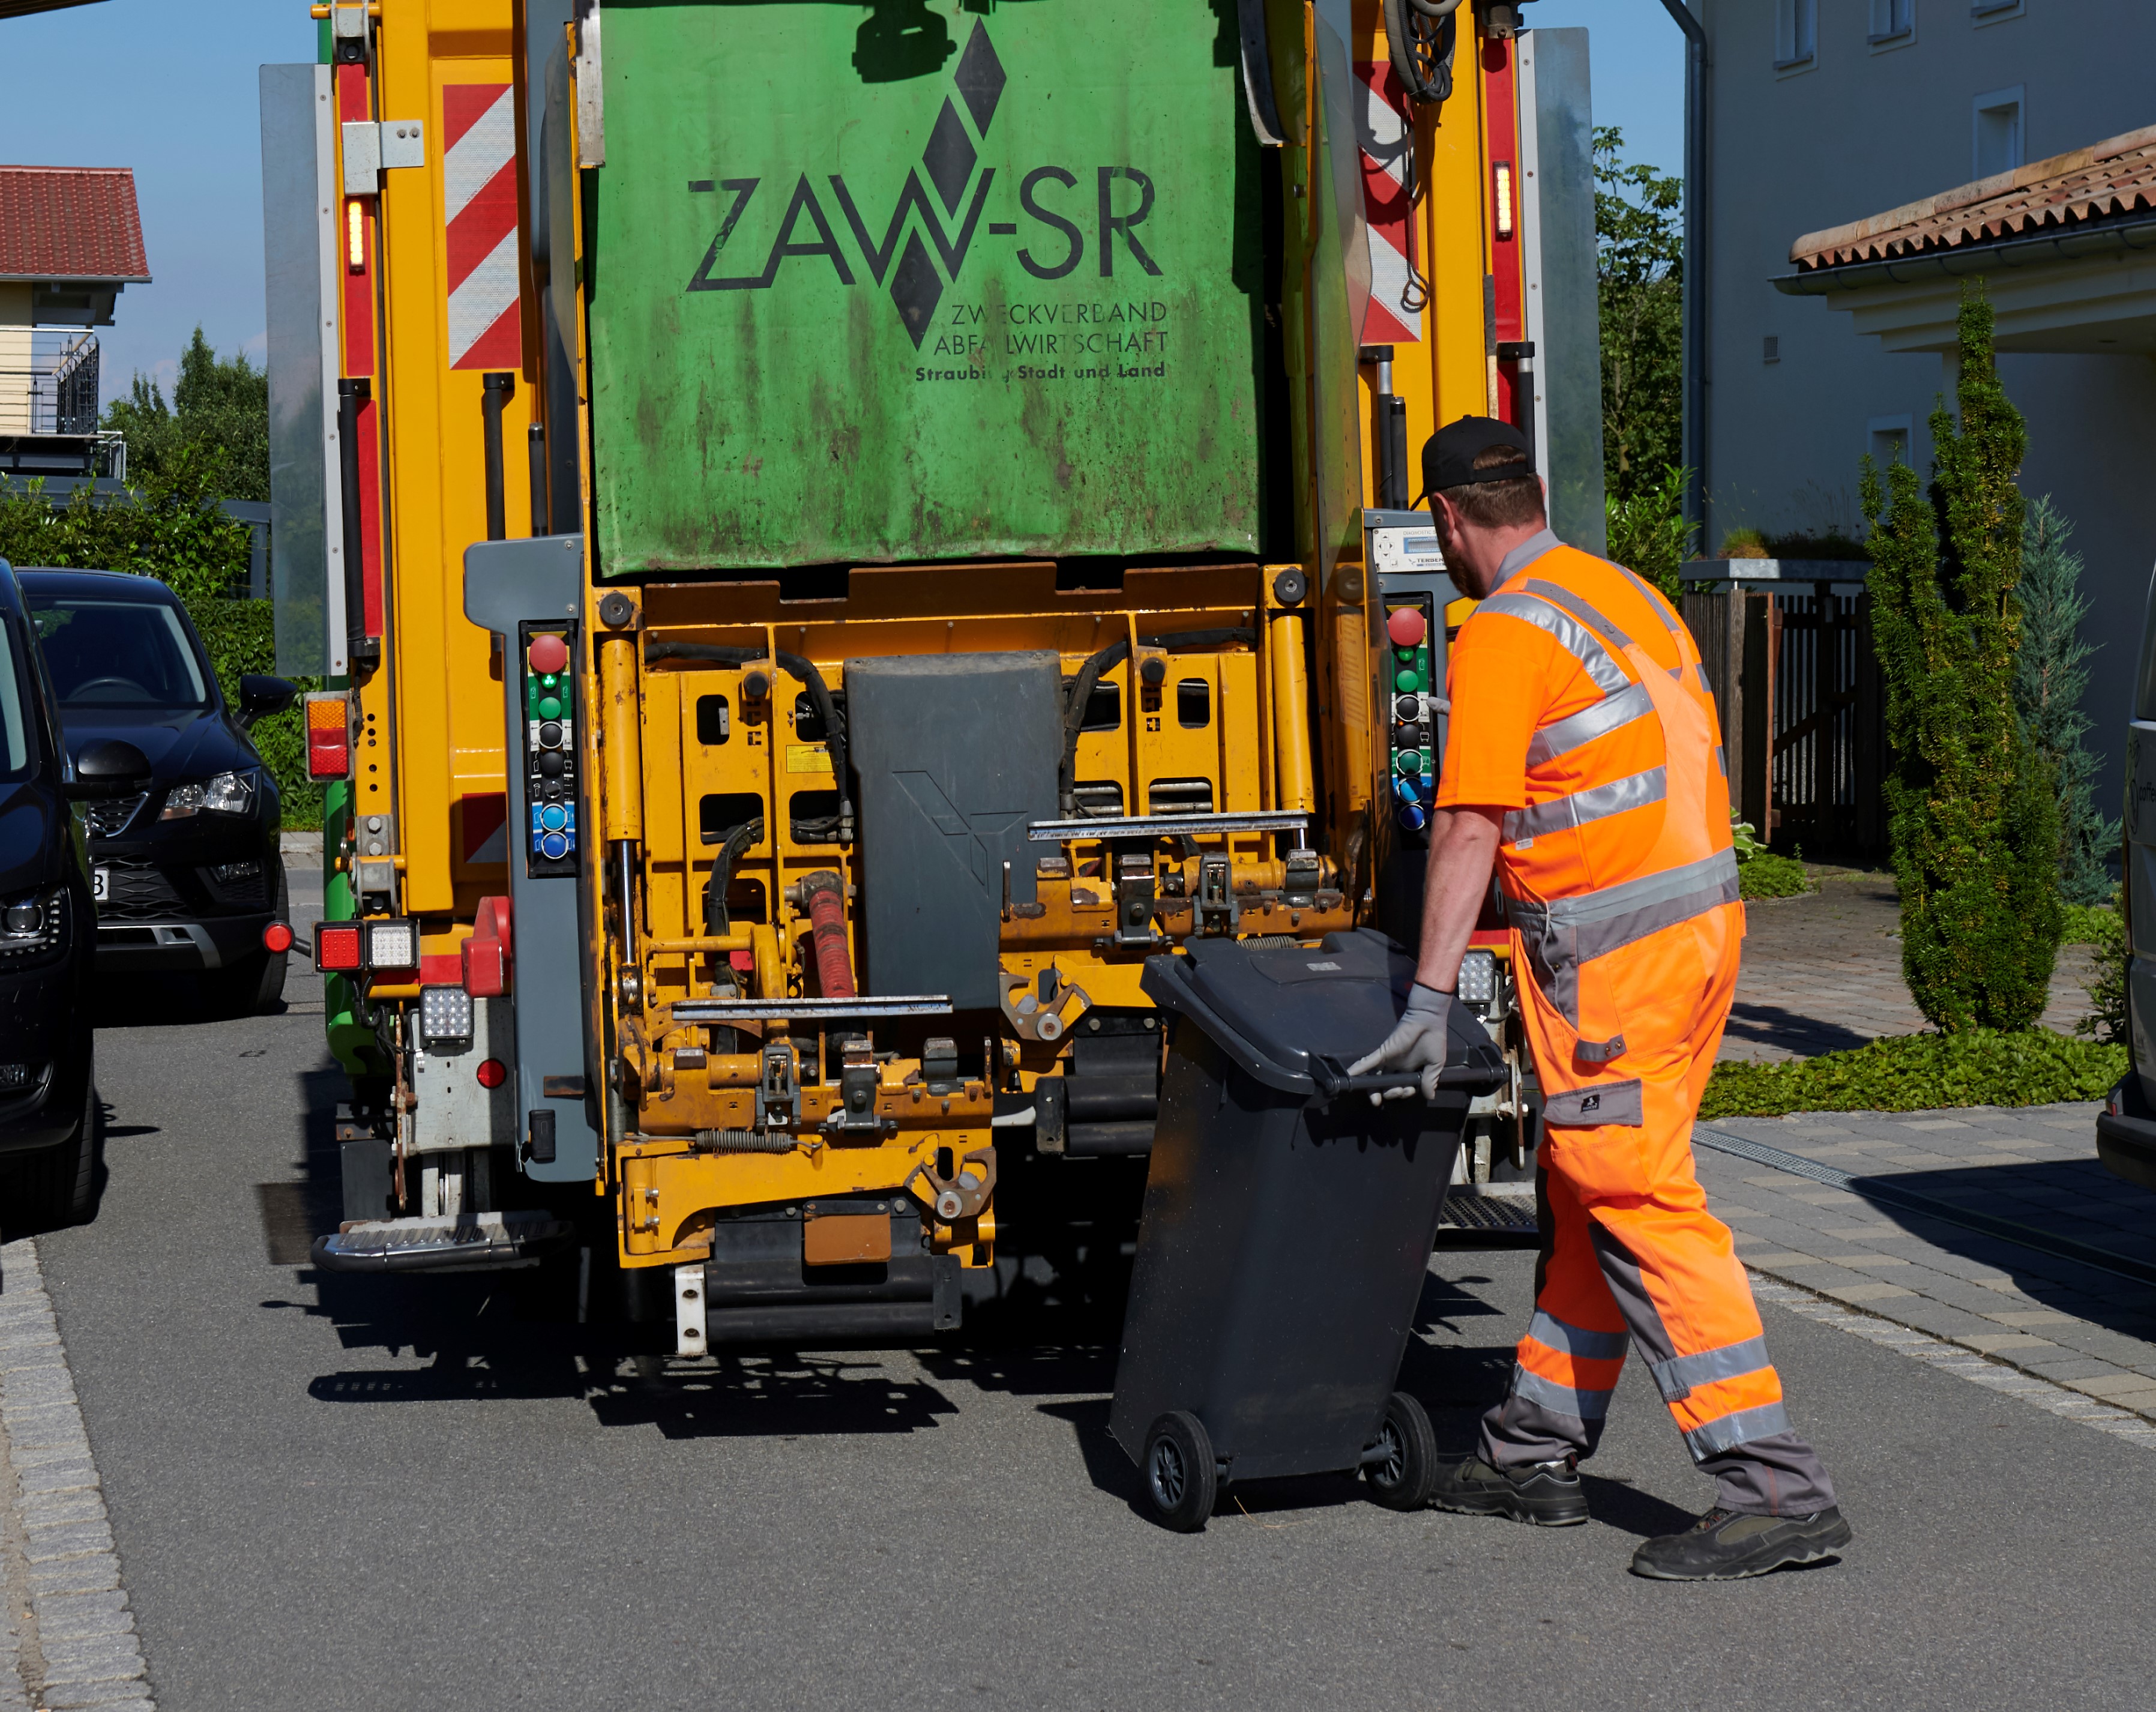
{"left": 366, "top": 918, "right": 419, "bottom": 971}
{"left": 315, "top": 923, "right": 363, "bottom": 972}
{"left": 306, "top": 694, "right": 350, "bottom": 780}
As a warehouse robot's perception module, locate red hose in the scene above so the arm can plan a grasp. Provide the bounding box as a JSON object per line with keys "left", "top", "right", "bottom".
{"left": 804, "top": 870, "right": 856, "bottom": 999}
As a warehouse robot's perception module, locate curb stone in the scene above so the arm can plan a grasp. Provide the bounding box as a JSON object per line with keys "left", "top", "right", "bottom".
{"left": 0, "top": 1241, "right": 154, "bottom": 1710}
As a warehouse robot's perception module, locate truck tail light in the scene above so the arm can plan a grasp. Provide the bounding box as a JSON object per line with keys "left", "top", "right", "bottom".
{"left": 263, "top": 923, "right": 295, "bottom": 954}
{"left": 306, "top": 695, "right": 349, "bottom": 780}
{"left": 316, "top": 923, "right": 363, "bottom": 971}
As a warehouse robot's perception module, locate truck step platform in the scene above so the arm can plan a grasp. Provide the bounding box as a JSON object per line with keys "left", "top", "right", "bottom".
{"left": 310, "top": 1211, "right": 576, "bottom": 1274}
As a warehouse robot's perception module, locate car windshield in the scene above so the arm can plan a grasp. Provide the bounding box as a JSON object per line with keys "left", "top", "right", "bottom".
{"left": 29, "top": 595, "right": 212, "bottom": 711}
{"left": 0, "top": 612, "right": 29, "bottom": 778}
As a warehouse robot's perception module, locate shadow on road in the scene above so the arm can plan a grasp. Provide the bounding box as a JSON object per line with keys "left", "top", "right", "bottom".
{"left": 1721, "top": 1002, "right": 1873, "bottom": 1057}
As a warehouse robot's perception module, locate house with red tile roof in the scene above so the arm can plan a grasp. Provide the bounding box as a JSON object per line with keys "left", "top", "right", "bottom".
{"left": 1685, "top": 0, "right": 2152, "bottom": 816}
{"left": 0, "top": 163, "right": 151, "bottom": 467}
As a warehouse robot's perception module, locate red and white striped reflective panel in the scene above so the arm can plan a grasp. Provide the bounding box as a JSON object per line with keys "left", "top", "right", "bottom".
{"left": 442, "top": 82, "right": 523, "bottom": 370}
{"left": 1355, "top": 61, "right": 1421, "bottom": 347}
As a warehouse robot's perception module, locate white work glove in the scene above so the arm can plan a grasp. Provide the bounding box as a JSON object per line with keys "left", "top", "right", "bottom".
{"left": 1346, "top": 981, "right": 1453, "bottom": 1105}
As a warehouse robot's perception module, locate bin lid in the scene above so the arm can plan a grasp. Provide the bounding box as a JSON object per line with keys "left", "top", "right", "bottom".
{"left": 1140, "top": 929, "right": 1504, "bottom": 1098}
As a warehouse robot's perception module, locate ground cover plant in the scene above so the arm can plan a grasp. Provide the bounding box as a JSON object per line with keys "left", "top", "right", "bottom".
{"left": 1700, "top": 1027, "right": 2125, "bottom": 1120}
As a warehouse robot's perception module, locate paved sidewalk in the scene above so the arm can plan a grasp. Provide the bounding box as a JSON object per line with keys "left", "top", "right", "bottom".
{"left": 1724, "top": 872, "right": 2097, "bottom": 1062}
{"left": 1693, "top": 1105, "right": 2156, "bottom": 1425}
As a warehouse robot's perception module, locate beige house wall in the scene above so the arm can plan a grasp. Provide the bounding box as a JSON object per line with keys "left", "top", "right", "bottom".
{"left": 0, "top": 283, "right": 32, "bottom": 436}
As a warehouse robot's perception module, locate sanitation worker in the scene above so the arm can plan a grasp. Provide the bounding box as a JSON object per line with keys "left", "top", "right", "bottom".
{"left": 1349, "top": 417, "right": 1850, "bottom": 1581}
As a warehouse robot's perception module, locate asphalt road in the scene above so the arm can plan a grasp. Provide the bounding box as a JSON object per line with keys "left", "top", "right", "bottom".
{"left": 19, "top": 875, "right": 2156, "bottom": 1710}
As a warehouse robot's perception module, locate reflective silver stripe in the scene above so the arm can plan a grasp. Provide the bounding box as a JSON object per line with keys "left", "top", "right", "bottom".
{"left": 1504, "top": 849, "right": 1742, "bottom": 1026}
{"left": 1525, "top": 680, "right": 1655, "bottom": 766}
{"left": 1504, "top": 765, "right": 1667, "bottom": 843}
{"left": 1717, "top": 745, "right": 1727, "bottom": 777}
{"left": 1649, "top": 1336, "right": 1773, "bottom": 1403}
{"left": 1696, "top": 663, "right": 1714, "bottom": 698}
{"left": 1682, "top": 1400, "right": 1792, "bottom": 1460}
{"left": 1528, "top": 1310, "right": 1630, "bottom": 1362}
{"left": 1477, "top": 592, "right": 1631, "bottom": 696}
{"left": 1511, "top": 1364, "right": 1614, "bottom": 1422}
{"left": 1509, "top": 847, "right": 1741, "bottom": 938}
{"left": 1523, "top": 578, "right": 1635, "bottom": 650}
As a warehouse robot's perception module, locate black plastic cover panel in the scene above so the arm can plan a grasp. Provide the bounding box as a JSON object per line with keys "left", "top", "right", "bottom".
{"left": 846, "top": 651, "right": 1062, "bottom": 1008}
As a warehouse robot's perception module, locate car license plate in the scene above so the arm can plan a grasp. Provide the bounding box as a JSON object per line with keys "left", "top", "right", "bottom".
{"left": 92, "top": 867, "right": 110, "bottom": 904}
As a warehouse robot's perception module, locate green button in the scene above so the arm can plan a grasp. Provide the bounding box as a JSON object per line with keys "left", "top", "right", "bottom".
{"left": 1396, "top": 647, "right": 1415, "bottom": 663}
{"left": 1396, "top": 750, "right": 1423, "bottom": 776}
{"left": 1395, "top": 668, "right": 1422, "bottom": 693}
{"left": 537, "top": 695, "right": 562, "bottom": 720}
{"left": 541, "top": 674, "right": 558, "bottom": 688}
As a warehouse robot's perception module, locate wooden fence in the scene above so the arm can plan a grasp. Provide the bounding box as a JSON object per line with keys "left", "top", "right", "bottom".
{"left": 1679, "top": 582, "right": 1888, "bottom": 861}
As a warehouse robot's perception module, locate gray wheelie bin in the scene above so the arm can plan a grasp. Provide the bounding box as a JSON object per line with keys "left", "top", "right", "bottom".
{"left": 1113, "top": 928, "right": 1505, "bottom": 1531}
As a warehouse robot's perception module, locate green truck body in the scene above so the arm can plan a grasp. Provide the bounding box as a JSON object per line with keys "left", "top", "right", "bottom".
{"left": 587, "top": 0, "right": 1266, "bottom": 574}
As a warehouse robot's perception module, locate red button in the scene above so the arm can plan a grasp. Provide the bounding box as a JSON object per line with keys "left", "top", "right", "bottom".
{"left": 527, "top": 633, "right": 569, "bottom": 674}
{"left": 1386, "top": 606, "right": 1427, "bottom": 648}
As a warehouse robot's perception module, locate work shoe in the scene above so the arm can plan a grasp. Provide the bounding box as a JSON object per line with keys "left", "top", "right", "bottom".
{"left": 1429, "top": 1455, "right": 1589, "bottom": 1527}
{"left": 1629, "top": 1506, "right": 1852, "bottom": 1581}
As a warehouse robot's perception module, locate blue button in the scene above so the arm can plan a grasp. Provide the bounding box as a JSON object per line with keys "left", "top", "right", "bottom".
{"left": 540, "top": 804, "right": 567, "bottom": 832}
{"left": 539, "top": 831, "right": 570, "bottom": 860}
{"left": 1396, "top": 802, "right": 1427, "bottom": 833}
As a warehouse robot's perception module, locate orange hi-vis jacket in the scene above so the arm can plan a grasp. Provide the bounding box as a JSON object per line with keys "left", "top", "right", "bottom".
{"left": 1436, "top": 532, "right": 1832, "bottom": 1508}
{"left": 1436, "top": 532, "right": 1739, "bottom": 1064}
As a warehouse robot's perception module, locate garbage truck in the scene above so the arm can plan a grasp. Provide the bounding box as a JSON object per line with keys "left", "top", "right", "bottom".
{"left": 259, "top": 0, "right": 1604, "bottom": 1343}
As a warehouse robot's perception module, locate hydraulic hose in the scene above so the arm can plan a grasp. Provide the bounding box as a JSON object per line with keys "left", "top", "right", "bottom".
{"left": 801, "top": 869, "right": 857, "bottom": 999}
{"left": 702, "top": 817, "right": 764, "bottom": 936}
{"left": 1383, "top": 0, "right": 1459, "bottom": 107}
{"left": 1059, "top": 628, "right": 1257, "bottom": 814}
{"left": 644, "top": 640, "right": 851, "bottom": 842}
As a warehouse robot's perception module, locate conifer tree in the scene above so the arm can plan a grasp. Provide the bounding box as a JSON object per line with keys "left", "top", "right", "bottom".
{"left": 1862, "top": 284, "right": 2061, "bottom": 1031}
{"left": 2014, "top": 496, "right": 2117, "bottom": 905}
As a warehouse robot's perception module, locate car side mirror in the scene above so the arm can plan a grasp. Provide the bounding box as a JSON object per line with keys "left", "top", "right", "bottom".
{"left": 65, "top": 738, "right": 152, "bottom": 800}
{"left": 238, "top": 673, "right": 300, "bottom": 729}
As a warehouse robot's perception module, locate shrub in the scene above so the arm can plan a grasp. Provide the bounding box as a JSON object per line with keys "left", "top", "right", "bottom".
{"left": 2015, "top": 496, "right": 2118, "bottom": 906}
{"left": 1763, "top": 528, "right": 1869, "bottom": 562}
{"left": 1862, "top": 283, "right": 2061, "bottom": 1031}
{"left": 2076, "top": 890, "right": 2128, "bottom": 1047}
{"left": 1739, "top": 851, "right": 1810, "bottom": 900}
{"left": 1718, "top": 527, "right": 1769, "bottom": 559}
{"left": 1700, "top": 1028, "right": 2126, "bottom": 1119}
{"left": 1605, "top": 462, "right": 1694, "bottom": 600}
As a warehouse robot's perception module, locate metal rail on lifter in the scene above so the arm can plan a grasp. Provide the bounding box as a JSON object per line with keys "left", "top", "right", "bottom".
{"left": 1028, "top": 811, "right": 1311, "bottom": 845}
{"left": 669, "top": 995, "right": 954, "bottom": 1023}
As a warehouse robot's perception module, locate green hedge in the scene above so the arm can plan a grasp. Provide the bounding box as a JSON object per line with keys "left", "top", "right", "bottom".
{"left": 1700, "top": 1028, "right": 2124, "bottom": 1120}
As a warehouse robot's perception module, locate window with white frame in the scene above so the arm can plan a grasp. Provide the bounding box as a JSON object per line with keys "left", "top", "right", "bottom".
{"left": 1870, "top": 415, "right": 1914, "bottom": 474}
{"left": 1775, "top": 0, "right": 1817, "bottom": 68}
{"left": 1870, "top": 0, "right": 1914, "bottom": 44}
{"left": 1974, "top": 86, "right": 2025, "bottom": 178}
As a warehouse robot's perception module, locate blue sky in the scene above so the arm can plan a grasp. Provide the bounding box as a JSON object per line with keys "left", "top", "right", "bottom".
{"left": 0, "top": 0, "right": 1686, "bottom": 406}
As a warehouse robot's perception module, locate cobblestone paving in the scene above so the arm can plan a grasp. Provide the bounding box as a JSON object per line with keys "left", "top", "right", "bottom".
{"left": 1694, "top": 1105, "right": 2156, "bottom": 1426}
{"left": 1724, "top": 872, "right": 2098, "bottom": 1062}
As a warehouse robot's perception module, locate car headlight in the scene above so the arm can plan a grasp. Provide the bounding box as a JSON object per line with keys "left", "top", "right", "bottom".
{"left": 0, "top": 887, "right": 69, "bottom": 963}
{"left": 162, "top": 770, "right": 259, "bottom": 820}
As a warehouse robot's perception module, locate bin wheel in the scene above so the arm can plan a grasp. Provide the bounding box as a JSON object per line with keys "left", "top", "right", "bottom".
{"left": 1364, "top": 1391, "right": 1438, "bottom": 1511}
{"left": 1142, "top": 1411, "right": 1217, "bottom": 1533}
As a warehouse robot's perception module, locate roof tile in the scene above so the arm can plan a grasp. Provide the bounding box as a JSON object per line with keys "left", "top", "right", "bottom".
{"left": 0, "top": 165, "right": 150, "bottom": 283}
{"left": 1790, "top": 125, "right": 2156, "bottom": 273}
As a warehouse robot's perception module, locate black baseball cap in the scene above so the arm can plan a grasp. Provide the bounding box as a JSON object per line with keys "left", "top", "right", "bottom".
{"left": 1414, "top": 416, "right": 1536, "bottom": 506}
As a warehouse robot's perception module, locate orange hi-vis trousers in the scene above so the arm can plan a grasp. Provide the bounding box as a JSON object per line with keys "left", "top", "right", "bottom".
{"left": 1478, "top": 899, "right": 1838, "bottom": 1517}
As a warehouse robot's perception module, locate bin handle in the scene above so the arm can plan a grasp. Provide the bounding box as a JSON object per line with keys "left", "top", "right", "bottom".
{"left": 1308, "top": 1055, "right": 1505, "bottom": 1102}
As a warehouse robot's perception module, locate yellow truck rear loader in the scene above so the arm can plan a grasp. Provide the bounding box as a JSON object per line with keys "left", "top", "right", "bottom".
{"left": 259, "top": 0, "right": 1605, "bottom": 1342}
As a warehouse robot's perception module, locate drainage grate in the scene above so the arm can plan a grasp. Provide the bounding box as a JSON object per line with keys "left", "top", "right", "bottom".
{"left": 1436, "top": 1191, "right": 1538, "bottom": 1233}
{"left": 1692, "top": 1123, "right": 2156, "bottom": 1289}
